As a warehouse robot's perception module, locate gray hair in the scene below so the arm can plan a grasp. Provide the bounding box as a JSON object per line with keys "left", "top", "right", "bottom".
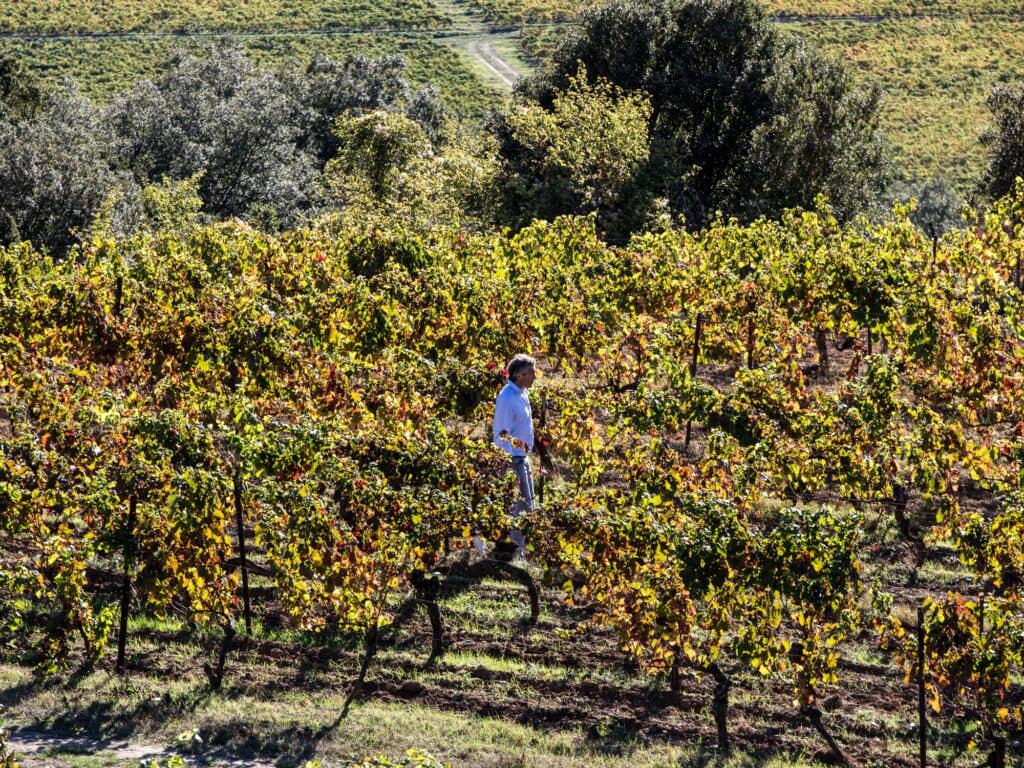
{"left": 507, "top": 353, "right": 536, "bottom": 382}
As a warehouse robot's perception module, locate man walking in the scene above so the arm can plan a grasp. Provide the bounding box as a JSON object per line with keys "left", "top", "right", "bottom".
{"left": 490, "top": 353, "right": 537, "bottom": 559}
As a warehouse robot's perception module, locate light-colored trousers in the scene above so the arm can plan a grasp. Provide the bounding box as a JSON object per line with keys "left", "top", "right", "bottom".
{"left": 510, "top": 454, "right": 535, "bottom": 519}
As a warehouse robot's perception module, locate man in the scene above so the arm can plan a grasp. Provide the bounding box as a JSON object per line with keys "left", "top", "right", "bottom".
{"left": 487, "top": 353, "right": 537, "bottom": 559}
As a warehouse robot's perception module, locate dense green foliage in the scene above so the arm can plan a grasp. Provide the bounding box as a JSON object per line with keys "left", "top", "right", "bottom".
{"left": 495, "top": 68, "right": 656, "bottom": 236}
{"left": 983, "top": 84, "right": 1024, "bottom": 201}
{"left": 0, "top": 45, "right": 467, "bottom": 255}
{"left": 0, "top": 84, "right": 132, "bottom": 255}
{"left": 512, "top": 0, "right": 889, "bottom": 233}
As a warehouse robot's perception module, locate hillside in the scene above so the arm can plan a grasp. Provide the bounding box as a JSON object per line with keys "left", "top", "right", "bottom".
{"left": 0, "top": 0, "right": 511, "bottom": 116}
{"left": 1, "top": 0, "right": 1020, "bottom": 190}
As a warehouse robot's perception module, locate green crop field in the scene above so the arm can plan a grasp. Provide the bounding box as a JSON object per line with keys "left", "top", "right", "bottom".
{"left": 790, "top": 16, "right": 1024, "bottom": 192}
{"left": 764, "top": 0, "right": 1024, "bottom": 15}
{"left": 0, "top": 0, "right": 510, "bottom": 119}
{"left": 0, "top": 0, "right": 450, "bottom": 33}
{"left": 0, "top": 34, "right": 502, "bottom": 115}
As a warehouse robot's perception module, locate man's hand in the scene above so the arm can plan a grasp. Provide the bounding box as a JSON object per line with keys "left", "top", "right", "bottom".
{"left": 498, "top": 430, "right": 529, "bottom": 451}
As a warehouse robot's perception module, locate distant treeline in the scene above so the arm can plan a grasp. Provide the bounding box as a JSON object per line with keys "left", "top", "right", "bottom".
{"left": 1, "top": 0, "right": 1023, "bottom": 256}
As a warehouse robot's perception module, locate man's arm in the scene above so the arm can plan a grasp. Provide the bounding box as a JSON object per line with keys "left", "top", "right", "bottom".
{"left": 493, "top": 393, "right": 511, "bottom": 449}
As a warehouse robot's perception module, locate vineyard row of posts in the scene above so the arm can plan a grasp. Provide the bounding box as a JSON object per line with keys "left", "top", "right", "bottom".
{"left": 2, "top": 187, "right": 1024, "bottom": 765}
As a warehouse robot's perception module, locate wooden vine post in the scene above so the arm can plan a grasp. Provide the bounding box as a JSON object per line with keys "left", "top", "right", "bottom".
{"left": 537, "top": 392, "right": 547, "bottom": 506}
{"left": 113, "top": 275, "right": 123, "bottom": 319}
{"left": 233, "top": 467, "right": 252, "bottom": 636}
{"left": 746, "top": 311, "right": 756, "bottom": 369}
{"left": 815, "top": 328, "right": 829, "bottom": 377}
{"left": 917, "top": 603, "right": 927, "bottom": 768}
{"left": 685, "top": 312, "right": 702, "bottom": 450}
{"left": 708, "top": 662, "right": 732, "bottom": 755}
{"left": 116, "top": 494, "right": 137, "bottom": 675}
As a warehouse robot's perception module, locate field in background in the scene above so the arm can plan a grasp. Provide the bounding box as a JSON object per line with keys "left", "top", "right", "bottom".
{"left": 791, "top": 16, "right": 1024, "bottom": 193}
{"left": 0, "top": 0, "right": 450, "bottom": 33}
{"left": 0, "top": 33, "right": 501, "bottom": 116}
{"left": 0, "top": 0, "right": 508, "bottom": 118}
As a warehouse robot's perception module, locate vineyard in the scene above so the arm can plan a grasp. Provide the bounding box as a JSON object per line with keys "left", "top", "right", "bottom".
{"left": 2, "top": 180, "right": 1024, "bottom": 766}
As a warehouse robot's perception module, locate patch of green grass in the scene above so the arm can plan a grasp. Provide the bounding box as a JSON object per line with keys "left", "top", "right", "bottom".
{"left": 0, "top": 0, "right": 450, "bottom": 33}
{"left": 0, "top": 660, "right": 834, "bottom": 768}
{"left": 441, "top": 650, "right": 534, "bottom": 674}
{"left": 915, "top": 556, "right": 973, "bottom": 586}
{"left": 0, "top": 32, "right": 502, "bottom": 116}
{"left": 788, "top": 17, "right": 1024, "bottom": 191}
{"left": 435, "top": 650, "right": 618, "bottom": 685}
{"left": 443, "top": 578, "right": 539, "bottom": 623}
{"left": 35, "top": 748, "right": 125, "bottom": 768}
{"left": 765, "top": 0, "right": 1024, "bottom": 16}
{"left": 462, "top": 0, "right": 579, "bottom": 25}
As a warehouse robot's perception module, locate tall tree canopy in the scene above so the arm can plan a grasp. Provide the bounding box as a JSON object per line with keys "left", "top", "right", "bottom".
{"left": 508, "top": 0, "right": 890, "bottom": 233}
{"left": 0, "top": 45, "right": 448, "bottom": 255}
{"left": 497, "top": 68, "right": 653, "bottom": 236}
{"left": 0, "top": 84, "right": 127, "bottom": 254}
{"left": 982, "top": 84, "right": 1024, "bottom": 201}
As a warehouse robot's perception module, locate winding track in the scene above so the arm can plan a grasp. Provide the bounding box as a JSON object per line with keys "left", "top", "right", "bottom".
{"left": 431, "top": 0, "right": 526, "bottom": 90}
{"left": 466, "top": 38, "right": 520, "bottom": 88}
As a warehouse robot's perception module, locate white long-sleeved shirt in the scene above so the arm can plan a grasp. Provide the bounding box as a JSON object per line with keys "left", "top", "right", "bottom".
{"left": 493, "top": 381, "right": 533, "bottom": 457}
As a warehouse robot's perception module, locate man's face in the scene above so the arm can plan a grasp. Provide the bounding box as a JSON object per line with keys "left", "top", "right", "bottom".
{"left": 516, "top": 366, "right": 536, "bottom": 389}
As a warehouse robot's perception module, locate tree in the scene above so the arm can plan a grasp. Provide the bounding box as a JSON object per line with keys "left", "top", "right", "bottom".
{"left": 0, "top": 83, "right": 128, "bottom": 255}
{"left": 103, "top": 45, "right": 441, "bottom": 228}
{"left": 512, "top": 0, "right": 890, "bottom": 230}
{"left": 0, "top": 55, "right": 42, "bottom": 122}
{"left": 906, "top": 174, "right": 962, "bottom": 236}
{"left": 324, "top": 110, "right": 499, "bottom": 233}
{"left": 103, "top": 45, "right": 316, "bottom": 225}
{"left": 496, "top": 67, "right": 653, "bottom": 238}
{"left": 735, "top": 38, "right": 888, "bottom": 222}
{"left": 284, "top": 53, "right": 418, "bottom": 165}
{"left": 982, "top": 84, "right": 1024, "bottom": 201}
